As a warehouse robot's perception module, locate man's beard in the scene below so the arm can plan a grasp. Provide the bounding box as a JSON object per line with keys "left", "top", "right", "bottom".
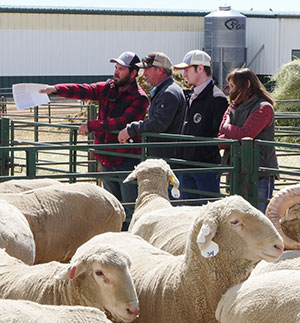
{"left": 114, "top": 73, "right": 131, "bottom": 87}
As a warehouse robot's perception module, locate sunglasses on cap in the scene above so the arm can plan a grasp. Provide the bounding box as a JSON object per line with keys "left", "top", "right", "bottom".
{"left": 142, "top": 56, "right": 155, "bottom": 67}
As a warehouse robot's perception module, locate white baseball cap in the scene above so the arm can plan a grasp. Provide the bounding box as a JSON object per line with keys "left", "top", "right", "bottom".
{"left": 110, "top": 51, "right": 140, "bottom": 70}
{"left": 174, "top": 50, "right": 211, "bottom": 69}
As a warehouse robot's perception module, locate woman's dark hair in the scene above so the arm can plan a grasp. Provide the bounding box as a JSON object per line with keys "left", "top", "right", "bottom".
{"left": 227, "top": 68, "right": 274, "bottom": 105}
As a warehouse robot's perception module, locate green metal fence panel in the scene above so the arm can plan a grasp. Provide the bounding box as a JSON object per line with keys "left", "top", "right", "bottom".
{"left": 0, "top": 118, "right": 9, "bottom": 176}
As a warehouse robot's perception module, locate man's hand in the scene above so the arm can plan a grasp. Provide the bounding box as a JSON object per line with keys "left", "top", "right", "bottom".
{"left": 118, "top": 128, "right": 130, "bottom": 143}
{"left": 78, "top": 123, "right": 89, "bottom": 136}
{"left": 39, "top": 86, "right": 57, "bottom": 95}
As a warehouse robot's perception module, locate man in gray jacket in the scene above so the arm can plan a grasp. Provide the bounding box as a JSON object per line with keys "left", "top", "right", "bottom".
{"left": 118, "top": 51, "right": 186, "bottom": 159}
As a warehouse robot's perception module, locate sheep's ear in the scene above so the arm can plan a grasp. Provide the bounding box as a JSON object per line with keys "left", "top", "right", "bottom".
{"left": 168, "top": 169, "right": 180, "bottom": 199}
{"left": 123, "top": 167, "right": 137, "bottom": 183}
{"left": 168, "top": 169, "right": 179, "bottom": 189}
{"left": 197, "top": 222, "right": 219, "bottom": 258}
{"left": 55, "top": 263, "right": 87, "bottom": 280}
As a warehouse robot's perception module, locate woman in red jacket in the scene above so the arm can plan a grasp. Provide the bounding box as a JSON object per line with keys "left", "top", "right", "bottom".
{"left": 218, "top": 68, "right": 278, "bottom": 213}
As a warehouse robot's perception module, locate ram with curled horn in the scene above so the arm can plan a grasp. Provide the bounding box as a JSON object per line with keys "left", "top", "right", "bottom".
{"left": 266, "top": 184, "right": 300, "bottom": 249}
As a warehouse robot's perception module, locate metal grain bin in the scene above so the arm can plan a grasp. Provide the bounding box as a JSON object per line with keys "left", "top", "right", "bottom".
{"left": 204, "top": 6, "right": 246, "bottom": 89}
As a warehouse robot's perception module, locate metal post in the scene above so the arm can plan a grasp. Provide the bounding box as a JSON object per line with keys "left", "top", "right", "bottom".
{"left": 218, "top": 47, "right": 224, "bottom": 90}
{"left": 141, "top": 134, "right": 148, "bottom": 161}
{"left": 0, "top": 117, "right": 10, "bottom": 176}
{"left": 229, "top": 140, "right": 240, "bottom": 195}
{"left": 1, "top": 96, "right": 7, "bottom": 115}
{"left": 88, "top": 104, "right": 97, "bottom": 173}
{"left": 48, "top": 103, "right": 51, "bottom": 124}
{"left": 251, "top": 140, "right": 260, "bottom": 208}
{"left": 69, "top": 129, "right": 77, "bottom": 183}
{"left": 10, "top": 120, "right": 15, "bottom": 176}
{"left": 33, "top": 106, "right": 39, "bottom": 142}
{"left": 240, "top": 138, "right": 255, "bottom": 206}
{"left": 26, "top": 150, "right": 36, "bottom": 178}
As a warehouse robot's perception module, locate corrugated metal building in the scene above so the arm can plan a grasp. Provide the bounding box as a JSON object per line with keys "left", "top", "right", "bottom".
{"left": 0, "top": 5, "right": 300, "bottom": 88}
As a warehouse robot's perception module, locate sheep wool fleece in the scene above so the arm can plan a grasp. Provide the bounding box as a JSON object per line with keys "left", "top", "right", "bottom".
{"left": 0, "top": 299, "right": 112, "bottom": 323}
{"left": 216, "top": 270, "right": 300, "bottom": 323}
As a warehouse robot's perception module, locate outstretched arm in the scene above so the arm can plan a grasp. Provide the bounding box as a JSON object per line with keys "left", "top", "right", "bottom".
{"left": 39, "top": 86, "right": 58, "bottom": 95}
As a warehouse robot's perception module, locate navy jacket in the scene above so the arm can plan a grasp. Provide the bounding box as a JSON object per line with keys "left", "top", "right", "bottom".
{"left": 127, "top": 76, "right": 186, "bottom": 158}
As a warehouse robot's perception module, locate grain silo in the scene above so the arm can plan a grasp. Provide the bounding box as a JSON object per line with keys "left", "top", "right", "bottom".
{"left": 204, "top": 6, "right": 246, "bottom": 89}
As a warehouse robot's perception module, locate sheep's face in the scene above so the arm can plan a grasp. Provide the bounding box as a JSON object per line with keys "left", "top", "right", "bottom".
{"left": 91, "top": 262, "right": 139, "bottom": 323}
{"left": 224, "top": 211, "right": 284, "bottom": 263}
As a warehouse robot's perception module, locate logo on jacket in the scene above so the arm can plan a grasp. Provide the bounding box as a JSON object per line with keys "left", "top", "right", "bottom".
{"left": 193, "top": 113, "right": 202, "bottom": 124}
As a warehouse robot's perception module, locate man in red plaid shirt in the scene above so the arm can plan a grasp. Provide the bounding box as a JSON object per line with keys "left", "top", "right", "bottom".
{"left": 41, "top": 51, "right": 149, "bottom": 229}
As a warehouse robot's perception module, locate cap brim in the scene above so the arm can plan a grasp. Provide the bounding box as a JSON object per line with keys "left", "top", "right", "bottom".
{"left": 135, "top": 62, "right": 144, "bottom": 68}
{"left": 173, "top": 62, "right": 190, "bottom": 70}
{"left": 135, "top": 62, "right": 152, "bottom": 69}
{"left": 110, "top": 58, "right": 130, "bottom": 67}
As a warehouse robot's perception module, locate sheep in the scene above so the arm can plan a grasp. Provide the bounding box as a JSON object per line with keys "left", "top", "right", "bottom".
{"left": 80, "top": 195, "right": 284, "bottom": 323}
{"left": 0, "top": 199, "right": 35, "bottom": 264}
{"left": 0, "top": 182, "right": 125, "bottom": 264}
{"left": 0, "top": 242, "right": 139, "bottom": 323}
{"left": 130, "top": 205, "right": 202, "bottom": 255}
{"left": 0, "top": 299, "right": 112, "bottom": 323}
{"left": 216, "top": 250, "right": 300, "bottom": 322}
{"left": 215, "top": 269, "right": 300, "bottom": 323}
{"left": 265, "top": 183, "right": 300, "bottom": 249}
{"left": 125, "top": 158, "right": 179, "bottom": 230}
{"left": 0, "top": 178, "right": 62, "bottom": 193}
{"left": 250, "top": 249, "right": 300, "bottom": 276}
{"left": 126, "top": 158, "right": 209, "bottom": 255}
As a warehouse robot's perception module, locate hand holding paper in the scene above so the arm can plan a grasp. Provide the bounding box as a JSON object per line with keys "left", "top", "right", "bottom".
{"left": 12, "top": 83, "right": 50, "bottom": 111}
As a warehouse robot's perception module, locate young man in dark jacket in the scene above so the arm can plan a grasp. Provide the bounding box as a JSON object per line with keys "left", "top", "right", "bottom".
{"left": 174, "top": 49, "right": 228, "bottom": 199}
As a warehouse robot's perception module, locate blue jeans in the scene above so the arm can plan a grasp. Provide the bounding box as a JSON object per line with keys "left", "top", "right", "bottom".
{"left": 101, "top": 158, "right": 139, "bottom": 225}
{"left": 257, "top": 176, "right": 274, "bottom": 213}
{"left": 177, "top": 172, "right": 220, "bottom": 200}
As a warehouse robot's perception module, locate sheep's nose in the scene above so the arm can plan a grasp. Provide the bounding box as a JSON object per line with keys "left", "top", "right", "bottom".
{"left": 127, "top": 305, "right": 140, "bottom": 318}
{"left": 274, "top": 244, "right": 284, "bottom": 254}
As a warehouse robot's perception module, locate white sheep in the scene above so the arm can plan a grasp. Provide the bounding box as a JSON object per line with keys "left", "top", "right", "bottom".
{"left": 0, "top": 242, "right": 139, "bottom": 323}
{"left": 130, "top": 205, "right": 202, "bottom": 255}
{"left": 126, "top": 158, "right": 209, "bottom": 255}
{"left": 0, "top": 199, "right": 35, "bottom": 264}
{"left": 81, "top": 195, "right": 284, "bottom": 323}
{"left": 250, "top": 250, "right": 300, "bottom": 276}
{"left": 125, "top": 159, "right": 179, "bottom": 231}
{"left": 0, "top": 182, "right": 125, "bottom": 264}
{"left": 0, "top": 178, "right": 62, "bottom": 193}
{"left": 0, "top": 299, "right": 112, "bottom": 323}
{"left": 216, "top": 250, "right": 300, "bottom": 322}
{"left": 215, "top": 270, "right": 300, "bottom": 323}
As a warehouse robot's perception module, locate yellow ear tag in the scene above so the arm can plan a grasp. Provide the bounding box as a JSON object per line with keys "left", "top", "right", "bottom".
{"left": 169, "top": 175, "right": 174, "bottom": 186}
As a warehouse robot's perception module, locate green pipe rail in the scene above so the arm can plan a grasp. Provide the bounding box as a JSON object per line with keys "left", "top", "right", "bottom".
{"left": 2, "top": 115, "right": 300, "bottom": 210}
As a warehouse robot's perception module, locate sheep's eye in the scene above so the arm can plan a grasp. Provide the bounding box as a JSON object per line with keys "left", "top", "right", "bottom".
{"left": 95, "top": 270, "right": 104, "bottom": 276}
{"left": 230, "top": 219, "right": 239, "bottom": 225}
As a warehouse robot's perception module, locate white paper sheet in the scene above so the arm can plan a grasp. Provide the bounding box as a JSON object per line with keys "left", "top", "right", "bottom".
{"left": 12, "top": 83, "right": 50, "bottom": 110}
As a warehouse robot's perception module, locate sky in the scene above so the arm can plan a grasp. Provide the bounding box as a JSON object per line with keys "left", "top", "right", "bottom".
{"left": 0, "top": 0, "right": 299, "bottom": 12}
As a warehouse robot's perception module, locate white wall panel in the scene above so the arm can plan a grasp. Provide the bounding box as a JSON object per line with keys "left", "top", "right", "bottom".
{"left": 246, "top": 17, "right": 300, "bottom": 75}
{"left": 0, "top": 29, "right": 204, "bottom": 76}
{"left": 278, "top": 19, "right": 300, "bottom": 66}
{"left": 1, "top": 10, "right": 300, "bottom": 78}
{"left": 246, "top": 18, "right": 279, "bottom": 75}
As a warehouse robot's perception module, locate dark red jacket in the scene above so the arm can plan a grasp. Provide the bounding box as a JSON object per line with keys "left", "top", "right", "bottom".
{"left": 56, "top": 79, "right": 149, "bottom": 166}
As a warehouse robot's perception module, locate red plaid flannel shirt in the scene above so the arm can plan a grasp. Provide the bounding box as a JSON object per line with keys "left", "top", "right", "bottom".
{"left": 55, "top": 79, "right": 148, "bottom": 166}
